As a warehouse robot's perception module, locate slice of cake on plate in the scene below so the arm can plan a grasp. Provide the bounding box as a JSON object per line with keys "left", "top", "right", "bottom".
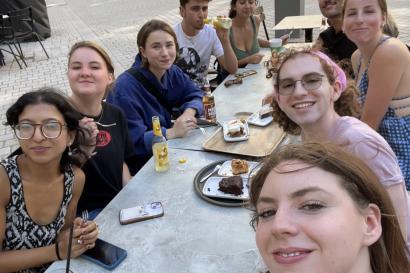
{"left": 218, "top": 176, "right": 243, "bottom": 195}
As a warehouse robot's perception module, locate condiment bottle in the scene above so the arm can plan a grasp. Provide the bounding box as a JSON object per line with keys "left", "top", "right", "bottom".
{"left": 152, "top": 116, "right": 169, "bottom": 172}
{"left": 202, "top": 79, "right": 217, "bottom": 123}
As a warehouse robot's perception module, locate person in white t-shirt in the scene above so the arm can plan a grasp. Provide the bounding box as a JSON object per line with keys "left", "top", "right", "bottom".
{"left": 174, "top": 0, "right": 238, "bottom": 86}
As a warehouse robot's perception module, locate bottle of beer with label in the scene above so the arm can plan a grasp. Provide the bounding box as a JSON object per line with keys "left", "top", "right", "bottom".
{"left": 202, "top": 79, "right": 217, "bottom": 123}
{"left": 152, "top": 116, "right": 169, "bottom": 172}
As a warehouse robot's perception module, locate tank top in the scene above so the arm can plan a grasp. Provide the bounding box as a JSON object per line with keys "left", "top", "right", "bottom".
{"left": 230, "top": 15, "right": 260, "bottom": 61}
{"left": 356, "top": 36, "right": 410, "bottom": 189}
{"left": 0, "top": 155, "right": 74, "bottom": 273}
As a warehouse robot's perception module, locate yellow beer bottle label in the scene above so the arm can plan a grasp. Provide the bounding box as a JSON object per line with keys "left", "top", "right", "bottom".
{"left": 153, "top": 119, "right": 162, "bottom": 136}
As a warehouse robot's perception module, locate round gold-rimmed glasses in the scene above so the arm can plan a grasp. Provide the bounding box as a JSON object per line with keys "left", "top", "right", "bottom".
{"left": 13, "top": 121, "right": 67, "bottom": 140}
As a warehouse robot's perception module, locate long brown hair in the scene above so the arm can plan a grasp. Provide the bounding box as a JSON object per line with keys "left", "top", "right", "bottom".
{"left": 249, "top": 142, "right": 409, "bottom": 273}
{"left": 271, "top": 48, "right": 360, "bottom": 135}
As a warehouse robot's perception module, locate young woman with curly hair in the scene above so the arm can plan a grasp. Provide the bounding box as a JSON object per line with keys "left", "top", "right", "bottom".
{"left": 268, "top": 48, "right": 410, "bottom": 248}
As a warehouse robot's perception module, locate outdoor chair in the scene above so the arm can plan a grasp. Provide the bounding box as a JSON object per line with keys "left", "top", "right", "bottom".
{"left": 7, "top": 6, "right": 49, "bottom": 61}
{"left": 255, "top": 5, "right": 269, "bottom": 40}
{"left": 0, "top": 15, "right": 25, "bottom": 69}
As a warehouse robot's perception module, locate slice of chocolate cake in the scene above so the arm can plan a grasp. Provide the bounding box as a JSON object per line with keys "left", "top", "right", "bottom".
{"left": 218, "top": 176, "right": 243, "bottom": 196}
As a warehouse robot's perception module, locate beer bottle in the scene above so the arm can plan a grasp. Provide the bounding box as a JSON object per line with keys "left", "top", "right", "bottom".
{"left": 202, "top": 79, "right": 217, "bottom": 123}
{"left": 152, "top": 116, "right": 169, "bottom": 172}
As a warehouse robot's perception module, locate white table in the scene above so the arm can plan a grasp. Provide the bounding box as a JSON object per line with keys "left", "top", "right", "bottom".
{"left": 167, "top": 48, "right": 274, "bottom": 152}
{"left": 273, "top": 14, "right": 325, "bottom": 42}
{"left": 46, "top": 148, "right": 262, "bottom": 273}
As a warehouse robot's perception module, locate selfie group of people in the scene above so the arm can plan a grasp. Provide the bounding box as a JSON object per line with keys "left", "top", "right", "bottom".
{"left": 0, "top": 0, "right": 409, "bottom": 272}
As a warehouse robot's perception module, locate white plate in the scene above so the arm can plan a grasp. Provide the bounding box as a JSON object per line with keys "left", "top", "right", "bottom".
{"left": 202, "top": 177, "right": 249, "bottom": 200}
{"left": 247, "top": 112, "right": 273, "bottom": 127}
{"left": 218, "top": 160, "right": 260, "bottom": 178}
{"left": 222, "top": 120, "right": 249, "bottom": 142}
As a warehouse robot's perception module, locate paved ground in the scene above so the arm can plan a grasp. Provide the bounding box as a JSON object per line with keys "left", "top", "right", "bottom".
{"left": 1, "top": 0, "right": 409, "bottom": 159}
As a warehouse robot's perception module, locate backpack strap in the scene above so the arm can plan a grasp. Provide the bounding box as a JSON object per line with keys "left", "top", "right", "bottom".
{"left": 126, "top": 67, "right": 175, "bottom": 115}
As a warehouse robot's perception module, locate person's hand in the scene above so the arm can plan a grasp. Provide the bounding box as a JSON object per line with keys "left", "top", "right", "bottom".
{"left": 78, "top": 117, "right": 99, "bottom": 159}
{"left": 262, "top": 91, "right": 275, "bottom": 106}
{"left": 280, "top": 34, "right": 290, "bottom": 45}
{"left": 215, "top": 27, "right": 229, "bottom": 43}
{"left": 249, "top": 53, "right": 265, "bottom": 64}
{"left": 58, "top": 217, "right": 99, "bottom": 259}
{"left": 167, "top": 111, "right": 197, "bottom": 139}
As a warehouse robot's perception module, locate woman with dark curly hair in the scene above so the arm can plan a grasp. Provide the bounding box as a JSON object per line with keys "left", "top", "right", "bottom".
{"left": 267, "top": 48, "right": 409, "bottom": 247}
{"left": 249, "top": 142, "right": 409, "bottom": 273}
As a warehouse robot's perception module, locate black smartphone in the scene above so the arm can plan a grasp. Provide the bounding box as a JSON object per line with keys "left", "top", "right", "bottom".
{"left": 82, "top": 238, "right": 127, "bottom": 270}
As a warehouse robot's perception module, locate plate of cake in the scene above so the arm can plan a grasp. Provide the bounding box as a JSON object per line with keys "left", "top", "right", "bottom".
{"left": 247, "top": 105, "right": 273, "bottom": 127}
{"left": 218, "top": 159, "right": 259, "bottom": 178}
{"left": 222, "top": 119, "right": 249, "bottom": 142}
{"left": 202, "top": 176, "right": 249, "bottom": 200}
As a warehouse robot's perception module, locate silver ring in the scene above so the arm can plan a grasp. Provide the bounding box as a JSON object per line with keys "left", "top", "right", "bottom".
{"left": 77, "top": 239, "right": 82, "bottom": 245}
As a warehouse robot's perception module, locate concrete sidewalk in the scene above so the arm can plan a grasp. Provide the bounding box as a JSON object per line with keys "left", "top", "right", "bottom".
{"left": 0, "top": 0, "right": 409, "bottom": 159}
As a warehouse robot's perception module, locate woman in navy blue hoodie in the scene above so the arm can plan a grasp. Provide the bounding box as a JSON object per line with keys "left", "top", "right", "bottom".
{"left": 107, "top": 19, "right": 203, "bottom": 166}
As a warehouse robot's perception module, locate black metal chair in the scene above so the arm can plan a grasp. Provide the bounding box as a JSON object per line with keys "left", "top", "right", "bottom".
{"left": 7, "top": 6, "right": 49, "bottom": 61}
{"left": 255, "top": 5, "right": 269, "bottom": 40}
{"left": 0, "top": 15, "right": 25, "bottom": 68}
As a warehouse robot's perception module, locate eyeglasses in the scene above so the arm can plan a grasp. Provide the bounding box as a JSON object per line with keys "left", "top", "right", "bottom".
{"left": 13, "top": 121, "right": 67, "bottom": 140}
{"left": 277, "top": 73, "right": 325, "bottom": 95}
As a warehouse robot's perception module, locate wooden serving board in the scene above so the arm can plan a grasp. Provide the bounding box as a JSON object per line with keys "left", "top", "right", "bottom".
{"left": 202, "top": 123, "right": 286, "bottom": 158}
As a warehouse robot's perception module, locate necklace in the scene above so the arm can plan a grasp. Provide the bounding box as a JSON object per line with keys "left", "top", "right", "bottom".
{"left": 94, "top": 105, "right": 104, "bottom": 123}
{"left": 80, "top": 104, "right": 103, "bottom": 123}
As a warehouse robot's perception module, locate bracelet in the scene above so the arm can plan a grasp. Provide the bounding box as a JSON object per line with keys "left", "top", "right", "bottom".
{"left": 55, "top": 241, "right": 62, "bottom": 260}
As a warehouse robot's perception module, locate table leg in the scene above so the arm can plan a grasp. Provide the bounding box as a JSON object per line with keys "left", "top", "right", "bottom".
{"left": 0, "top": 50, "right": 4, "bottom": 66}
{"left": 305, "top": 28, "right": 313, "bottom": 43}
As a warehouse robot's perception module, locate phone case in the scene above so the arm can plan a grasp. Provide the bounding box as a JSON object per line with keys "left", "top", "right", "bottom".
{"left": 119, "top": 202, "right": 164, "bottom": 225}
{"left": 82, "top": 239, "right": 127, "bottom": 270}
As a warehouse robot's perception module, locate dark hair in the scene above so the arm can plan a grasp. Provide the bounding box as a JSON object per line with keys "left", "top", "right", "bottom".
{"left": 137, "top": 19, "right": 179, "bottom": 68}
{"left": 229, "top": 0, "right": 258, "bottom": 18}
{"left": 68, "top": 40, "right": 115, "bottom": 96}
{"left": 249, "top": 142, "right": 409, "bottom": 273}
{"left": 271, "top": 48, "right": 361, "bottom": 135}
{"left": 180, "top": 0, "right": 212, "bottom": 7}
{"left": 5, "top": 87, "right": 87, "bottom": 170}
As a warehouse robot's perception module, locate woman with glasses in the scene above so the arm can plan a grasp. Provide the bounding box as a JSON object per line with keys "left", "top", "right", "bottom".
{"left": 269, "top": 48, "right": 410, "bottom": 248}
{"left": 0, "top": 88, "right": 99, "bottom": 273}
{"left": 67, "top": 41, "right": 136, "bottom": 220}
{"left": 249, "top": 142, "right": 409, "bottom": 273}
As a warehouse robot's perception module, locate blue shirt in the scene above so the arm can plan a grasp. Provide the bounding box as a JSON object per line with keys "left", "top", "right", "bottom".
{"left": 107, "top": 54, "right": 203, "bottom": 162}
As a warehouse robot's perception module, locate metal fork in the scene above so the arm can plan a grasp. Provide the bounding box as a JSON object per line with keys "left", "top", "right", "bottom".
{"left": 96, "top": 122, "right": 117, "bottom": 127}
{"left": 81, "top": 210, "right": 89, "bottom": 224}
{"left": 196, "top": 126, "right": 206, "bottom": 135}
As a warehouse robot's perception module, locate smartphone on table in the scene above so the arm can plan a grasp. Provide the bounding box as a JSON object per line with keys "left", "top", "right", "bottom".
{"left": 81, "top": 238, "right": 127, "bottom": 270}
{"left": 119, "top": 201, "right": 164, "bottom": 225}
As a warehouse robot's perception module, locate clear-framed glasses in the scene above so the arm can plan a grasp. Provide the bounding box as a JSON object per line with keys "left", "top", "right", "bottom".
{"left": 277, "top": 73, "right": 325, "bottom": 95}
{"left": 13, "top": 121, "right": 67, "bottom": 140}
